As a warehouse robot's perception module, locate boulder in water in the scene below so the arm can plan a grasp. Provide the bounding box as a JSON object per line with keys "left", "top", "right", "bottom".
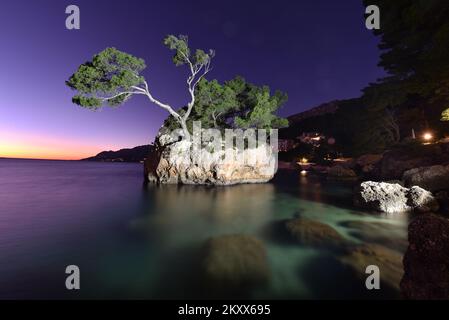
{"left": 201, "top": 235, "right": 270, "bottom": 289}
{"left": 285, "top": 218, "right": 346, "bottom": 248}
{"left": 339, "top": 244, "right": 403, "bottom": 293}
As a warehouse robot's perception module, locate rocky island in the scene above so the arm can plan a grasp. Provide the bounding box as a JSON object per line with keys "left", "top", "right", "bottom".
{"left": 67, "top": 35, "right": 288, "bottom": 186}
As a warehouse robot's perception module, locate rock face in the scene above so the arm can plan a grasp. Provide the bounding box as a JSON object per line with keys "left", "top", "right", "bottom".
{"left": 436, "top": 191, "right": 449, "bottom": 213}
{"left": 327, "top": 165, "right": 357, "bottom": 180}
{"left": 401, "top": 214, "right": 449, "bottom": 299}
{"left": 379, "top": 143, "right": 449, "bottom": 180}
{"left": 356, "top": 154, "right": 383, "bottom": 175}
{"left": 285, "top": 218, "right": 346, "bottom": 247}
{"left": 145, "top": 134, "right": 277, "bottom": 185}
{"left": 354, "top": 181, "right": 439, "bottom": 214}
{"left": 201, "top": 235, "right": 270, "bottom": 288}
{"left": 403, "top": 164, "right": 449, "bottom": 192}
{"left": 407, "top": 186, "right": 440, "bottom": 213}
{"left": 143, "top": 148, "right": 161, "bottom": 184}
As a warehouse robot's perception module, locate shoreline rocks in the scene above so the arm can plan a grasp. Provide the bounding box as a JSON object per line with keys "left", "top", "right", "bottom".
{"left": 356, "top": 154, "right": 383, "bottom": 176}
{"left": 354, "top": 181, "right": 439, "bottom": 214}
{"left": 327, "top": 165, "right": 357, "bottom": 180}
{"left": 403, "top": 164, "right": 449, "bottom": 192}
{"left": 379, "top": 143, "right": 449, "bottom": 180}
{"left": 401, "top": 214, "right": 449, "bottom": 299}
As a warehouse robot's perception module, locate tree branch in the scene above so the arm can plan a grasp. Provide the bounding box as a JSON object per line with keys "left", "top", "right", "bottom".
{"left": 131, "top": 85, "right": 147, "bottom": 94}
{"left": 183, "top": 58, "right": 212, "bottom": 121}
{"left": 101, "top": 90, "right": 146, "bottom": 102}
{"left": 141, "top": 80, "right": 182, "bottom": 121}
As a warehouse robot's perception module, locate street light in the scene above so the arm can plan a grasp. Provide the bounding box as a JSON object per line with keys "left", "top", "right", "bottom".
{"left": 423, "top": 132, "right": 433, "bottom": 142}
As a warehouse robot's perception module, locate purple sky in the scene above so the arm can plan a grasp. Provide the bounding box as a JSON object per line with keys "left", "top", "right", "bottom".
{"left": 0, "top": 0, "right": 385, "bottom": 159}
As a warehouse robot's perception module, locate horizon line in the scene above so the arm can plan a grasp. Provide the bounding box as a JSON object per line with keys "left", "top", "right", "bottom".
{"left": 0, "top": 156, "right": 83, "bottom": 161}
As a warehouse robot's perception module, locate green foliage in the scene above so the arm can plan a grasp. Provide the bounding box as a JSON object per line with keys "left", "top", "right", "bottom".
{"left": 163, "top": 35, "right": 214, "bottom": 68}
{"left": 67, "top": 35, "right": 288, "bottom": 141}
{"left": 280, "top": 0, "right": 449, "bottom": 157}
{"left": 363, "top": 0, "right": 449, "bottom": 110}
{"left": 163, "top": 35, "right": 190, "bottom": 66}
{"left": 442, "top": 108, "right": 449, "bottom": 121}
{"left": 359, "top": 0, "right": 449, "bottom": 150}
{"left": 234, "top": 85, "right": 289, "bottom": 129}
{"left": 162, "top": 76, "right": 289, "bottom": 131}
{"left": 194, "top": 78, "right": 238, "bottom": 128}
{"left": 66, "top": 47, "right": 146, "bottom": 109}
{"left": 72, "top": 95, "right": 102, "bottom": 108}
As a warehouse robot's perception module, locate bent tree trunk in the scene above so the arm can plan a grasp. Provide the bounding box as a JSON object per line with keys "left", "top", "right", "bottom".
{"left": 179, "top": 119, "right": 191, "bottom": 141}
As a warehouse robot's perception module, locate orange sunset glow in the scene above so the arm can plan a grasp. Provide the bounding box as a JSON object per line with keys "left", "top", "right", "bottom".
{"left": 0, "top": 130, "right": 109, "bottom": 160}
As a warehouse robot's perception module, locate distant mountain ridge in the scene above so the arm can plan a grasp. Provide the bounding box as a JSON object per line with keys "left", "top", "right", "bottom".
{"left": 83, "top": 145, "right": 154, "bottom": 162}
{"left": 279, "top": 100, "right": 342, "bottom": 139}
{"left": 287, "top": 100, "right": 339, "bottom": 124}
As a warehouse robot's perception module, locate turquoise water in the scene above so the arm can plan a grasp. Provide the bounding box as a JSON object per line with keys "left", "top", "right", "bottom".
{"left": 0, "top": 159, "right": 410, "bottom": 299}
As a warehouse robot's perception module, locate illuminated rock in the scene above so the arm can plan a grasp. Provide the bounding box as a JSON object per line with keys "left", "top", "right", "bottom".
{"left": 354, "top": 181, "right": 439, "bottom": 213}
{"left": 145, "top": 134, "right": 277, "bottom": 185}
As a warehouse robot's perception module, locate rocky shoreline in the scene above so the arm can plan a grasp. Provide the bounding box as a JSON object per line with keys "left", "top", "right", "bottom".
{"left": 347, "top": 143, "right": 449, "bottom": 299}
{"left": 294, "top": 142, "right": 449, "bottom": 215}
{"left": 291, "top": 141, "right": 449, "bottom": 299}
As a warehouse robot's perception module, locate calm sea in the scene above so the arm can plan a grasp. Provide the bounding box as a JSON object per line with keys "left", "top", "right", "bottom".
{"left": 0, "top": 158, "right": 409, "bottom": 299}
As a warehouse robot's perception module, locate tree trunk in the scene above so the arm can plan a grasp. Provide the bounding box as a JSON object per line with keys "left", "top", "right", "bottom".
{"left": 179, "top": 119, "right": 191, "bottom": 141}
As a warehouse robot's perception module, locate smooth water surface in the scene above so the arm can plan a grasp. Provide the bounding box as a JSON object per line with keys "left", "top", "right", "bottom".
{"left": 0, "top": 159, "right": 410, "bottom": 299}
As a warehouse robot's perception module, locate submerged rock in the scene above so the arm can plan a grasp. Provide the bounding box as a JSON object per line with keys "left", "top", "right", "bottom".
{"left": 285, "top": 218, "right": 346, "bottom": 248}
{"left": 201, "top": 235, "right": 270, "bottom": 289}
{"left": 340, "top": 220, "right": 408, "bottom": 252}
{"left": 403, "top": 164, "right": 449, "bottom": 192}
{"left": 354, "top": 181, "right": 438, "bottom": 214}
{"left": 339, "top": 244, "right": 404, "bottom": 293}
{"left": 145, "top": 134, "right": 277, "bottom": 185}
{"left": 401, "top": 214, "right": 449, "bottom": 300}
